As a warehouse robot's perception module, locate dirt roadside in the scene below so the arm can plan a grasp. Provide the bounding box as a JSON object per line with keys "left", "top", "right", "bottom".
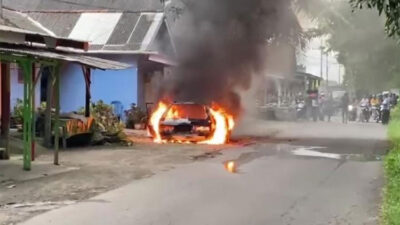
{"left": 0, "top": 143, "right": 231, "bottom": 225}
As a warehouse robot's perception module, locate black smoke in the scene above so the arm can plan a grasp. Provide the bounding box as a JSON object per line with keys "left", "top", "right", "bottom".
{"left": 165, "top": 0, "right": 301, "bottom": 116}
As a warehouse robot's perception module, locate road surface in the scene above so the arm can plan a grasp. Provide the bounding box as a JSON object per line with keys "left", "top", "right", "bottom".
{"left": 20, "top": 121, "right": 387, "bottom": 225}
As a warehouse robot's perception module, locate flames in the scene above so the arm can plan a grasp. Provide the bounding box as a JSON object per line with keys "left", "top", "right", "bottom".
{"left": 148, "top": 101, "right": 235, "bottom": 145}
{"left": 148, "top": 102, "right": 169, "bottom": 143}
{"left": 225, "top": 161, "right": 237, "bottom": 173}
{"left": 199, "top": 106, "right": 234, "bottom": 145}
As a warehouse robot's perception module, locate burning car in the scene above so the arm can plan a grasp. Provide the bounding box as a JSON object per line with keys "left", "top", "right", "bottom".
{"left": 148, "top": 101, "right": 234, "bottom": 145}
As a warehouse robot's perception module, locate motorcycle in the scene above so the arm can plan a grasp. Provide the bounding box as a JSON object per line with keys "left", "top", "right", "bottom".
{"left": 360, "top": 104, "right": 371, "bottom": 122}
{"left": 348, "top": 104, "right": 357, "bottom": 121}
{"left": 371, "top": 105, "right": 380, "bottom": 123}
{"left": 296, "top": 101, "right": 307, "bottom": 120}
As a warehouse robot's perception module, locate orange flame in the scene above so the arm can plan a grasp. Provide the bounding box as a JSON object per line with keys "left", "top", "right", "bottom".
{"left": 149, "top": 101, "right": 169, "bottom": 143}
{"left": 200, "top": 106, "right": 233, "bottom": 145}
{"left": 225, "top": 161, "right": 237, "bottom": 173}
{"left": 148, "top": 101, "right": 235, "bottom": 145}
{"left": 165, "top": 107, "right": 180, "bottom": 120}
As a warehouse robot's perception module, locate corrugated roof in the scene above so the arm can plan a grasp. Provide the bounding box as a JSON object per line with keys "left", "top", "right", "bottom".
{"left": 107, "top": 13, "right": 140, "bottom": 45}
{"left": 0, "top": 43, "right": 130, "bottom": 70}
{"left": 25, "top": 11, "right": 167, "bottom": 53}
{"left": 68, "top": 13, "right": 122, "bottom": 45}
{"left": 4, "top": 0, "right": 163, "bottom": 11}
{"left": 29, "top": 12, "right": 81, "bottom": 37}
{"left": 0, "top": 8, "right": 50, "bottom": 34}
{"left": 3, "top": 0, "right": 175, "bottom": 55}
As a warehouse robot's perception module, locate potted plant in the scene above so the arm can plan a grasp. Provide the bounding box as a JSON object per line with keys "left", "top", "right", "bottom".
{"left": 126, "top": 104, "right": 147, "bottom": 130}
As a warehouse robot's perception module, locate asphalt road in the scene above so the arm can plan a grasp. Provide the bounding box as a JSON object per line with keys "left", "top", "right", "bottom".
{"left": 20, "top": 121, "right": 387, "bottom": 225}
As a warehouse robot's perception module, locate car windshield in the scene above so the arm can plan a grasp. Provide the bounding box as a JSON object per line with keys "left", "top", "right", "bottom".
{"left": 164, "top": 104, "right": 208, "bottom": 120}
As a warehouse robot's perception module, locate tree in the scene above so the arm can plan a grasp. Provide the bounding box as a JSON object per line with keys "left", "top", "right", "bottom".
{"left": 350, "top": 0, "right": 400, "bottom": 37}
{"left": 319, "top": 1, "right": 400, "bottom": 94}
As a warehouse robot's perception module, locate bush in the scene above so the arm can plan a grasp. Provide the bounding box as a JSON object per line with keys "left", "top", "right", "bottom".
{"left": 125, "top": 103, "right": 147, "bottom": 129}
{"left": 383, "top": 105, "right": 400, "bottom": 225}
{"left": 12, "top": 98, "right": 24, "bottom": 125}
{"left": 79, "top": 100, "right": 125, "bottom": 135}
{"left": 383, "top": 150, "right": 400, "bottom": 225}
{"left": 91, "top": 100, "right": 124, "bottom": 135}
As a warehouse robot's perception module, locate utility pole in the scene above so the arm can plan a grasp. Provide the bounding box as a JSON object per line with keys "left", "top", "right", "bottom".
{"left": 326, "top": 52, "right": 329, "bottom": 89}
{"left": 0, "top": 0, "right": 3, "bottom": 19}
{"left": 320, "top": 39, "right": 324, "bottom": 79}
{"left": 338, "top": 64, "right": 341, "bottom": 85}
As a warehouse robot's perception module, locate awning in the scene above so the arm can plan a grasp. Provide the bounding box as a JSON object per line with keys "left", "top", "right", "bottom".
{"left": 296, "top": 71, "right": 322, "bottom": 81}
{"left": 148, "top": 54, "right": 177, "bottom": 66}
{"left": 0, "top": 24, "right": 89, "bottom": 51}
{"left": 0, "top": 44, "right": 130, "bottom": 70}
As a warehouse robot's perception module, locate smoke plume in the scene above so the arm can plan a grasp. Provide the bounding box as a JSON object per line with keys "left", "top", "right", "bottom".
{"left": 165, "top": 0, "right": 301, "bottom": 116}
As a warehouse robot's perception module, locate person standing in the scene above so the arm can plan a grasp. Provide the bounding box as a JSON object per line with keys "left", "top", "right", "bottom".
{"left": 341, "top": 92, "right": 349, "bottom": 124}
{"left": 390, "top": 93, "right": 398, "bottom": 106}
{"left": 324, "top": 94, "right": 334, "bottom": 122}
{"left": 318, "top": 94, "right": 326, "bottom": 121}
{"left": 381, "top": 93, "right": 391, "bottom": 124}
{"left": 311, "top": 97, "right": 319, "bottom": 122}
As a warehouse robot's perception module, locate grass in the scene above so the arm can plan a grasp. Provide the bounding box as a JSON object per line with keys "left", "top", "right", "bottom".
{"left": 383, "top": 106, "right": 400, "bottom": 225}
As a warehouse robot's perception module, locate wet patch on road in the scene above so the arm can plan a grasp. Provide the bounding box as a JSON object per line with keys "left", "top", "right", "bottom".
{"left": 222, "top": 143, "right": 383, "bottom": 173}
{"left": 291, "top": 147, "right": 382, "bottom": 161}
{"left": 292, "top": 147, "right": 341, "bottom": 159}
{"left": 191, "top": 151, "right": 223, "bottom": 161}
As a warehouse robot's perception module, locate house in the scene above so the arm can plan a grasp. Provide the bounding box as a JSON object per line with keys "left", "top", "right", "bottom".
{"left": 3, "top": 0, "right": 175, "bottom": 115}
{"left": 0, "top": 23, "right": 129, "bottom": 167}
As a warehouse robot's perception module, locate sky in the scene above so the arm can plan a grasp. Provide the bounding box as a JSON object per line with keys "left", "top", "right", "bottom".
{"left": 299, "top": 36, "right": 343, "bottom": 84}
{"left": 297, "top": 11, "right": 344, "bottom": 84}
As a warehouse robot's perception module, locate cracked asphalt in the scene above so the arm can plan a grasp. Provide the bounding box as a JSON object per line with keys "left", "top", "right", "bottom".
{"left": 19, "top": 120, "right": 388, "bottom": 225}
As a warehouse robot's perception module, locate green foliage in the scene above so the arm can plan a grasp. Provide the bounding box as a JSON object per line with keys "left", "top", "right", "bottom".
{"left": 12, "top": 98, "right": 24, "bottom": 125}
{"left": 383, "top": 150, "right": 400, "bottom": 225}
{"left": 79, "top": 100, "right": 124, "bottom": 135}
{"left": 384, "top": 105, "right": 400, "bottom": 225}
{"left": 389, "top": 120, "right": 400, "bottom": 149}
{"left": 350, "top": 0, "right": 400, "bottom": 38}
{"left": 37, "top": 102, "right": 47, "bottom": 114}
{"left": 391, "top": 106, "right": 400, "bottom": 120}
{"left": 125, "top": 103, "right": 147, "bottom": 129}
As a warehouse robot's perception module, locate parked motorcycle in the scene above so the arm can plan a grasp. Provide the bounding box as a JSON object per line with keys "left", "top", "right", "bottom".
{"left": 348, "top": 104, "right": 357, "bottom": 121}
